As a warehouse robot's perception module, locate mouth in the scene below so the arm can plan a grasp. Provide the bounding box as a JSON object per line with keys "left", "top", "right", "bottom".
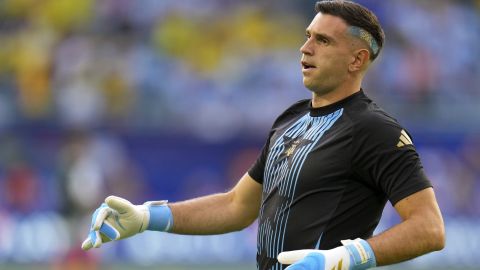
{"left": 301, "top": 61, "right": 316, "bottom": 70}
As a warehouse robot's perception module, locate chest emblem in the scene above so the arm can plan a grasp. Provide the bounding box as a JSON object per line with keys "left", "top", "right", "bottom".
{"left": 277, "top": 135, "right": 313, "bottom": 165}
{"left": 285, "top": 139, "right": 302, "bottom": 156}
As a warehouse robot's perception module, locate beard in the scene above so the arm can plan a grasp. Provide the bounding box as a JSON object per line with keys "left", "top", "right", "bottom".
{"left": 303, "top": 77, "right": 337, "bottom": 97}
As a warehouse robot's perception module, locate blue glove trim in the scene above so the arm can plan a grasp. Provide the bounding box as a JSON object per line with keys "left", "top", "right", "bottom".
{"left": 345, "top": 239, "right": 376, "bottom": 270}
{"left": 89, "top": 203, "right": 108, "bottom": 245}
{"left": 99, "top": 222, "right": 119, "bottom": 240}
{"left": 91, "top": 203, "right": 107, "bottom": 228}
{"left": 147, "top": 204, "right": 173, "bottom": 232}
{"left": 89, "top": 230, "right": 98, "bottom": 246}
{"left": 287, "top": 253, "right": 325, "bottom": 270}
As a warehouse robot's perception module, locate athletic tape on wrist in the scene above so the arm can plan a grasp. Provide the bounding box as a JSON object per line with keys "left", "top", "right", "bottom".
{"left": 146, "top": 202, "right": 173, "bottom": 232}
{"left": 342, "top": 238, "right": 376, "bottom": 270}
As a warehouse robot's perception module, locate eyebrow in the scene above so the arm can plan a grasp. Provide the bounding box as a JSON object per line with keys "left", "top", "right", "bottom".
{"left": 306, "top": 29, "right": 337, "bottom": 43}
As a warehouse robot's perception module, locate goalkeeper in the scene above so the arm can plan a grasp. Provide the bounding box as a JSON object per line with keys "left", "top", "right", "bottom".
{"left": 82, "top": 1, "right": 445, "bottom": 269}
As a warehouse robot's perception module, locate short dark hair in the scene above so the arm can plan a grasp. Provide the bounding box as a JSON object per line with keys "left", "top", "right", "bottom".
{"left": 315, "top": 0, "right": 385, "bottom": 61}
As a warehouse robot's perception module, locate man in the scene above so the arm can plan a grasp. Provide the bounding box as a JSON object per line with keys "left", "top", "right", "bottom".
{"left": 82, "top": 1, "right": 445, "bottom": 269}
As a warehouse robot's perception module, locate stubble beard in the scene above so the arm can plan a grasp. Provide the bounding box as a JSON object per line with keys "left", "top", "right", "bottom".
{"left": 303, "top": 78, "right": 336, "bottom": 97}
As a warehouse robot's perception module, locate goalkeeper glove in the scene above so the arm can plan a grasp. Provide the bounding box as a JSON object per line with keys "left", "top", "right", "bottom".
{"left": 81, "top": 195, "right": 173, "bottom": 250}
{"left": 277, "top": 238, "right": 376, "bottom": 270}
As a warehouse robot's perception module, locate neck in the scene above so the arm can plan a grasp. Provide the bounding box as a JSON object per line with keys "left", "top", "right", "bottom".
{"left": 311, "top": 79, "right": 362, "bottom": 108}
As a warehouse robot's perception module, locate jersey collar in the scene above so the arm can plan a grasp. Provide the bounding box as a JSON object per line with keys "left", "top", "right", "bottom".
{"left": 309, "top": 89, "right": 365, "bottom": 117}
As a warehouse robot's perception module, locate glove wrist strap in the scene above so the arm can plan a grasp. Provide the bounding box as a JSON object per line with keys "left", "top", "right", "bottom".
{"left": 145, "top": 201, "right": 174, "bottom": 232}
{"left": 342, "top": 238, "right": 376, "bottom": 270}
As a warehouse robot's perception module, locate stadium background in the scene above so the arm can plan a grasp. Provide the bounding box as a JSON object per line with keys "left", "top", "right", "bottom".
{"left": 0, "top": 0, "right": 479, "bottom": 269}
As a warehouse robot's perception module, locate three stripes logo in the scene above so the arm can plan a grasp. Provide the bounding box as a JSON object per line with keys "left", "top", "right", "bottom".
{"left": 397, "top": 129, "right": 413, "bottom": 148}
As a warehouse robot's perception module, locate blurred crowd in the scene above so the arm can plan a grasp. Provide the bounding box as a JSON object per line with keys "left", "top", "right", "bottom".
{"left": 0, "top": 0, "right": 479, "bottom": 267}
{"left": 0, "top": 0, "right": 479, "bottom": 132}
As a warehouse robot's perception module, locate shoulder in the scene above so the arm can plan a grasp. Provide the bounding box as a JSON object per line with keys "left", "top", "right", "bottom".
{"left": 353, "top": 103, "right": 400, "bottom": 130}
{"left": 271, "top": 99, "right": 310, "bottom": 128}
{"left": 346, "top": 98, "right": 407, "bottom": 145}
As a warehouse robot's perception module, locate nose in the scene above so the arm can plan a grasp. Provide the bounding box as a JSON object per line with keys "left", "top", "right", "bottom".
{"left": 300, "top": 38, "right": 313, "bottom": 55}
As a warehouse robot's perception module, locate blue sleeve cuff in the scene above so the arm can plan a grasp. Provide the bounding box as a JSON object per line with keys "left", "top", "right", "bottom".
{"left": 344, "top": 239, "right": 377, "bottom": 270}
{"left": 147, "top": 204, "right": 174, "bottom": 232}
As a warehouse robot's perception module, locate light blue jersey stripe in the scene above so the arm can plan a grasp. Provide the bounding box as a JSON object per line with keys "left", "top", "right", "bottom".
{"left": 257, "top": 109, "right": 343, "bottom": 270}
{"left": 315, "top": 232, "right": 324, "bottom": 249}
{"left": 263, "top": 114, "right": 310, "bottom": 193}
{"left": 279, "top": 110, "right": 342, "bottom": 255}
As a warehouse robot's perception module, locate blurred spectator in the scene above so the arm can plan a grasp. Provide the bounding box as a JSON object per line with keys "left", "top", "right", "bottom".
{"left": 0, "top": 134, "right": 40, "bottom": 214}
{"left": 57, "top": 129, "right": 145, "bottom": 216}
{"left": 2, "top": 162, "right": 40, "bottom": 214}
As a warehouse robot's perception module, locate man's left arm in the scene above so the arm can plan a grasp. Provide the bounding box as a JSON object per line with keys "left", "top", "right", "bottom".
{"left": 367, "top": 187, "right": 445, "bottom": 266}
{"left": 278, "top": 120, "right": 445, "bottom": 269}
{"left": 277, "top": 187, "right": 444, "bottom": 269}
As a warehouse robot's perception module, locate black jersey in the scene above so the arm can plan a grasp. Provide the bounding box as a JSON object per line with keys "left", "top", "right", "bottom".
{"left": 248, "top": 90, "right": 431, "bottom": 270}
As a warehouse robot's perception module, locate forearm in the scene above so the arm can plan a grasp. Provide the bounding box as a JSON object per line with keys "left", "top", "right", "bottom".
{"left": 168, "top": 193, "right": 235, "bottom": 234}
{"left": 167, "top": 174, "right": 261, "bottom": 235}
{"left": 168, "top": 191, "right": 257, "bottom": 235}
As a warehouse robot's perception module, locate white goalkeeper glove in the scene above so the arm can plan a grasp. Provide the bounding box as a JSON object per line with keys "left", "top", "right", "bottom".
{"left": 277, "top": 238, "right": 376, "bottom": 270}
{"left": 81, "top": 195, "right": 173, "bottom": 250}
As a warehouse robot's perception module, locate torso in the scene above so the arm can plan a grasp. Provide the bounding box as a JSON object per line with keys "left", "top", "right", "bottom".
{"left": 249, "top": 90, "right": 431, "bottom": 270}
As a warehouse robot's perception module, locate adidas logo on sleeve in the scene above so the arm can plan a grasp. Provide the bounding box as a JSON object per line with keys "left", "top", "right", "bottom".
{"left": 397, "top": 129, "right": 413, "bottom": 147}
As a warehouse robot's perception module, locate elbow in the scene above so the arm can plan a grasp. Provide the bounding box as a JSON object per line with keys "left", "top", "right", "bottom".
{"left": 430, "top": 225, "right": 445, "bottom": 251}
{"left": 237, "top": 214, "right": 258, "bottom": 230}
{"left": 229, "top": 216, "right": 257, "bottom": 232}
{"left": 225, "top": 193, "right": 258, "bottom": 231}
{"left": 426, "top": 220, "right": 445, "bottom": 251}
{"left": 235, "top": 216, "right": 255, "bottom": 231}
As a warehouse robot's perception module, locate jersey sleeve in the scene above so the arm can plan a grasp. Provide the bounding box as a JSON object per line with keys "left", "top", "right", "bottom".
{"left": 351, "top": 114, "right": 432, "bottom": 206}
{"left": 248, "top": 132, "right": 272, "bottom": 184}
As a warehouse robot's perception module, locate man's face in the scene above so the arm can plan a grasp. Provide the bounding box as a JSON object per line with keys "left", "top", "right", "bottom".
{"left": 300, "top": 13, "right": 355, "bottom": 94}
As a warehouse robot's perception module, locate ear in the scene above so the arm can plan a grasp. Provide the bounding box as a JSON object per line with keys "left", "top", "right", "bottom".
{"left": 349, "top": 49, "right": 370, "bottom": 72}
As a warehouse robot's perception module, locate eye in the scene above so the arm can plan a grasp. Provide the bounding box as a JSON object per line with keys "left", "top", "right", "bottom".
{"left": 316, "top": 36, "right": 329, "bottom": 44}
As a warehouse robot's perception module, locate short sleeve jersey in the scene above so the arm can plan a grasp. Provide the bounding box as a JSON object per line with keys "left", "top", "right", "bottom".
{"left": 248, "top": 90, "right": 431, "bottom": 270}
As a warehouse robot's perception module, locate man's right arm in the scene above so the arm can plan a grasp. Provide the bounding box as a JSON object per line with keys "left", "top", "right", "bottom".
{"left": 82, "top": 173, "right": 262, "bottom": 250}
{"left": 169, "top": 173, "right": 262, "bottom": 234}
